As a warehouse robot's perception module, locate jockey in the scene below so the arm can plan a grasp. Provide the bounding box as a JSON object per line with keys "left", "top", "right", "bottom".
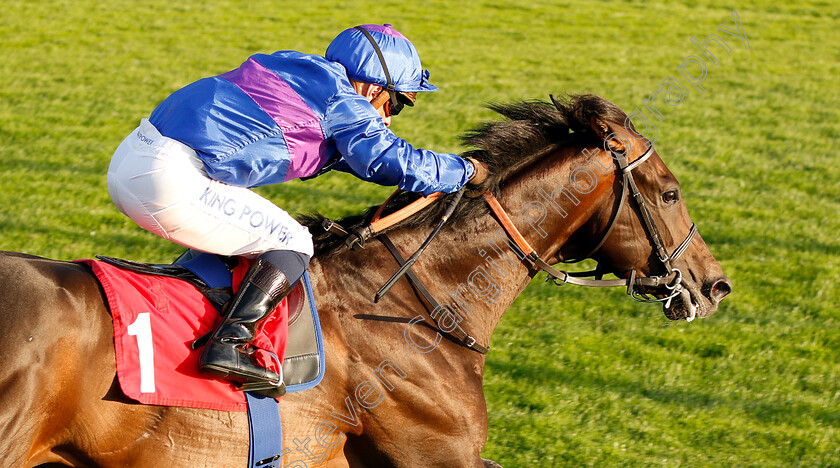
{"left": 107, "top": 24, "right": 489, "bottom": 388}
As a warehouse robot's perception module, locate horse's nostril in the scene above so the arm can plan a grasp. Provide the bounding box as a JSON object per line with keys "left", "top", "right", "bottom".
{"left": 710, "top": 277, "right": 732, "bottom": 302}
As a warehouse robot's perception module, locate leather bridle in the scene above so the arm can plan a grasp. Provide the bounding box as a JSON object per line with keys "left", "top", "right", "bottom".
{"left": 484, "top": 143, "right": 698, "bottom": 310}
{"left": 322, "top": 142, "right": 700, "bottom": 354}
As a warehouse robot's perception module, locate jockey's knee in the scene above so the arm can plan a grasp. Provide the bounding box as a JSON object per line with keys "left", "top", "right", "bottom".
{"left": 282, "top": 221, "right": 314, "bottom": 259}
{"left": 259, "top": 249, "right": 311, "bottom": 285}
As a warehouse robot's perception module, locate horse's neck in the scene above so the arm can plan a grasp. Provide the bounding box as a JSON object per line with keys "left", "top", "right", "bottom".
{"left": 389, "top": 147, "right": 617, "bottom": 346}
{"left": 499, "top": 145, "right": 619, "bottom": 263}
{"left": 378, "top": 218, "right": 529, "bottom": 349}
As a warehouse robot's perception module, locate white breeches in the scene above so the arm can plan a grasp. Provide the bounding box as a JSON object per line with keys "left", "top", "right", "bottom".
{"left": 107, "top": 119, "right": 314, "bottom": 258}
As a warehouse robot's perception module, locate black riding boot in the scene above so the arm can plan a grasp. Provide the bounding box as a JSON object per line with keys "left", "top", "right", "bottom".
{"left": 198, "top": 257, "right": 290, "bottom": 385}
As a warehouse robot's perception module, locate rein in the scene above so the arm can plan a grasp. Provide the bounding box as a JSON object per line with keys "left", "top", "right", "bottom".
{"left": 321, "top": 191, "right": 490, "bottom": 354}
{"left": 483, "top": 144, "right": 698, "bottom": 309}
{"left": 321, "top": 143, "right": 699, "bottom": 354}
{"left": 321, "top": 191, "right": 442, "bottom": 249}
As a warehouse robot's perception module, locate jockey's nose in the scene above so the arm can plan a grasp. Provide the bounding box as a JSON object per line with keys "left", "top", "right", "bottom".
{"left": 382, "top": 115, "right": 391, "bottom": 127}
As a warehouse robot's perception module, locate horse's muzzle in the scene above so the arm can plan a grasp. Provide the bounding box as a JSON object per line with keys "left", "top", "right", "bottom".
{"left": 663, "top": 275, "right": 732, "bottom": 321}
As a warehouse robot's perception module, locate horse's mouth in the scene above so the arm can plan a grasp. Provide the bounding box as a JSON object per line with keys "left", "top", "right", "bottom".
{"left": 663, "top": 288, "right": 700, "bottom": 322}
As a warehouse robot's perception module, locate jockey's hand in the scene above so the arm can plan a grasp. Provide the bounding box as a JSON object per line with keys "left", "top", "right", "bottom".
{"left": 465, "top": 157, "right": 491, "bottom": 197}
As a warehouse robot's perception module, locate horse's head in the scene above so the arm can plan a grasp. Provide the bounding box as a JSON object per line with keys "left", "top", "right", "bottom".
{"left": 453, "top": 94, "right": 730, "bottom": 322}
{"left": 555, "top": 96, "right": 732, "bottom": 321}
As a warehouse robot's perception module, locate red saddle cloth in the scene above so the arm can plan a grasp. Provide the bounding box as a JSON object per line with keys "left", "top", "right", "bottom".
{"left": 77, "top": 259, "right": 288, "bottom": 412}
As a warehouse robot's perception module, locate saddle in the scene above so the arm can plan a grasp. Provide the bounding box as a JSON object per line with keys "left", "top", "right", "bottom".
{"left": 96, "top": 251, "right": 323, "bottom": 392}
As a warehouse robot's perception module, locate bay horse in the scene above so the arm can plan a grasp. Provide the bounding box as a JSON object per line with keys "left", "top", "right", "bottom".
{"left": 0, "top": 94, "right": 731, "bottom": 467}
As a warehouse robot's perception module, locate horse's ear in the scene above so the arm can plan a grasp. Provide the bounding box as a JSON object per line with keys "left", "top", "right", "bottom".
{"left": 589, "top": 116, "right": 626, "bottom": 152}
{"left": 549, "top": 94, "right": 564, "bottom": 112}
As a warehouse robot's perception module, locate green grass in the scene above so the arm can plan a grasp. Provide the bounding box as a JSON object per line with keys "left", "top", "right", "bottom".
{"left": 1, "top": 1, "right": 838, "bottom": 466}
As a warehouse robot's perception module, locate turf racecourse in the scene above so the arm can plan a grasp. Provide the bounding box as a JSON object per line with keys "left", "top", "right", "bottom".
{"left": 1, "top": 1, "right": 838, "bottom": 466}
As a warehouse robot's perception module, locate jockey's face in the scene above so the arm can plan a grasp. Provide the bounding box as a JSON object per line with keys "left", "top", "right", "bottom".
{"left": 352, "top": 81, "right": 392, "bottom": 127}
{"left": 373, "top": 93, "right": 392, "bottom": 127}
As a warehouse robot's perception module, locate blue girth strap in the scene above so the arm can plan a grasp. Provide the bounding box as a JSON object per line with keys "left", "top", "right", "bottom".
{"left": 246, "top": 394, "right": 283, "bottom": 467}
{"left": 176, "top": 252, "right": 284, "bottom": 468}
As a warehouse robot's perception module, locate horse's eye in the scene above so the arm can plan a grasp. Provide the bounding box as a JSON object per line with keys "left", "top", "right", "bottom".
{"left": 662, "top": 190, "right": 679, "bottom": 204}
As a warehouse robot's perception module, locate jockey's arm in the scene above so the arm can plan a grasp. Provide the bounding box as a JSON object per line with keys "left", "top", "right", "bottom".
{"left": 324, "top": 94, "right": 473, "bottom": 196}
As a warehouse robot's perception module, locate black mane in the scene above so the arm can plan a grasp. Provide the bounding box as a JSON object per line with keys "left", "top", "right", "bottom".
{"left": 298, "top": 94, "right": 630, "bottom": 257}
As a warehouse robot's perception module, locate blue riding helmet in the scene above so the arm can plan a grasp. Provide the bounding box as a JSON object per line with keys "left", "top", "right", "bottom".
{"left": 326, "top": 24, "right": 438, "bottom": 94}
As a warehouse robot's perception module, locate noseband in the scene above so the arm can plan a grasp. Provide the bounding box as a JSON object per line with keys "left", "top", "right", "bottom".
{"left": 484, "top": 143, "right": 698, "bottom": 308}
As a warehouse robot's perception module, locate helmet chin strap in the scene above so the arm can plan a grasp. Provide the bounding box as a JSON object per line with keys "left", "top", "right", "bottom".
{"left": 370, "top": 87, "right": 392, "bottom": 111}
{"left": 355, "top": 26, "right": 401, "bottom": 112}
